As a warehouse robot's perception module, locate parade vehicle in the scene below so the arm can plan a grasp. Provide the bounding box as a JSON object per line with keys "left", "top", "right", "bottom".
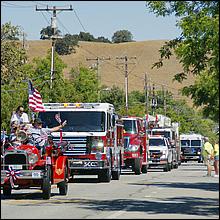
{"left": 120, "top": 116, "right": 149, "bottom": 175}
{"left": 148, "top": 135, "right": 172, "bottom": 172}
{"left": 38, "top": 103, "right": 124, "bottom": 183}
{"left": 146, "top": 114, "right": 180, "bottom": 168}
{"left": 180, "top": 133, "right": 204, "bottom": 163}
{"left": 1, "top": 129, "right": 69, "bottom": 199}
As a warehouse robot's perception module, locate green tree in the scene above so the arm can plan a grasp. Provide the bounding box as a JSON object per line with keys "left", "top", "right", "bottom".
{"left": 95, "top": 36, "right": 111, "bottom": 43}
{"left": 78, "top": 32, "right": 95, "bottom": 41}
{"left": 31, "top": 50, "right": 67, "bottom": 102}
{"left": 68, "top": 66, "right": 99, "bottom": 102}
{"left": 112, "top": 30, "right": 133, "bottom": 43}
{"left": 1, "top": 22, "right": 21, "bottom": 41}
{"left": 55, "top": 34, "right": 78, "bottom": 55}
{"left": 40, "top": 26, "right": 61, "bottom": 40}
{"left": 145, "top": 1, "right": 219, "bottom": 121}
{"left": 100, "top": 85, "right": 125, "bottom": 112}
{"left": 1, "top": 22, "right": 27, "bottom": 85}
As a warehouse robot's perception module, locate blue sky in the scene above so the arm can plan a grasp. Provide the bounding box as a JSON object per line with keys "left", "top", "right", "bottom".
{"left": 1, "top": 1, "right": 181, "bottom": 41}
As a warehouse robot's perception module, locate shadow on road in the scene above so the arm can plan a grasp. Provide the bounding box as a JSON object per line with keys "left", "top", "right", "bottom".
{"left": 8, "top": 196, "right": 218, "bottom": 217}
{"left": 128, "top": 181, "right": 219, "bottom": 192}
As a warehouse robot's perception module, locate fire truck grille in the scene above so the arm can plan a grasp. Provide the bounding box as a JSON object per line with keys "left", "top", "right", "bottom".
{"left": 149, "top": 150, "right": 162, "bottom": 159}
{"left": 53, "top": 136, "right": 88, "bottom": 156}
{"left": 4, "top": 153, "right": 27, "bottom": 165}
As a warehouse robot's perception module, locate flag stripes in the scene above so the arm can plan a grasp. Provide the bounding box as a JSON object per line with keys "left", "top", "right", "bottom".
{"left": 28, "top": 80, "right": 45, "bottom": 112}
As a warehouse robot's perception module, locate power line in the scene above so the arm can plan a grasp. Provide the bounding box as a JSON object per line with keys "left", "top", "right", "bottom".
{"left": 2, "top": 1, "right": 34, "bottom": 8}
{"left": 72, "top": 6, "right": 87, "bottom": 32}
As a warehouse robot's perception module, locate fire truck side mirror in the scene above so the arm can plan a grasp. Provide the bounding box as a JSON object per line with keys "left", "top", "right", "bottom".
{"left": 112, "top": 115, "right": 115, "bottom": 127}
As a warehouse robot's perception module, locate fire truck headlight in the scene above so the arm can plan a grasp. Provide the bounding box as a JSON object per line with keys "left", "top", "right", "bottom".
{"left": 91, "top": 138, "right": 104, "bottom": 153}
{"left": 95, "top": 152, "right": 102, "bottom": 160}
{"left": 128, "top": 145, "right": 139, "bottom": 152}
{"left": 28, "top": 153, "right": 38, "bottom": 164}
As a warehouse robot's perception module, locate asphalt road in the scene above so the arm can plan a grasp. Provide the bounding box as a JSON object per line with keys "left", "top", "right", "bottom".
{"left": 1, "top": 162, "right": 219, "bottom": 219}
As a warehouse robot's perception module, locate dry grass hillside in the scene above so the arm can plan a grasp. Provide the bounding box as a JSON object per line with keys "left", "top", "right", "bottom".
{"left": 26, "top": 40, "right": 195, "bottom": 106}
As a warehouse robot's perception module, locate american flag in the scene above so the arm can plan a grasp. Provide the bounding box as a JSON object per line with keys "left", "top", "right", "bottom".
{"left": 28, "top": 80, "right": 45, "bottom": 112}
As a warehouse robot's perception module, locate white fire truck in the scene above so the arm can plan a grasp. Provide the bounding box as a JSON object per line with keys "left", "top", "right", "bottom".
{"left": 38, "top": 103, "right": 124, "bottom": 183}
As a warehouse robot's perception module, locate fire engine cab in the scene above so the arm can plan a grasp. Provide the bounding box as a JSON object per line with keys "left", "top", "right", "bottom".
{"left": 121, "top": 116, "right": 149, "bottom": 175}
{"left": 38, "top": 103, "right": 124, "bottom": 183}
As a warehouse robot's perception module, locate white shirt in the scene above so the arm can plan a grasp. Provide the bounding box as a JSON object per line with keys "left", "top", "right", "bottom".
{"left": 10, "top": 112, "right": 29, "bottom": 125}
{"left": 28, "top": 127, "right": 52, "bottom": 147}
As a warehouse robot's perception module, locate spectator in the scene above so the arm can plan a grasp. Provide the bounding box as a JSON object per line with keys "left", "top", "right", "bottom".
{"left": 10, "top": 106, "right": 29, "bottom": 129}
{"left": 202, "top": 137, "right": 214, "bottom": 177}
{"left": 213, "top": 140, "right": 219, "bottom": 177}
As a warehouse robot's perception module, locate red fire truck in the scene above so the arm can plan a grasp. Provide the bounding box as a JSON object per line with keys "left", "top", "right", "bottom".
{"left": 120, "top": 116, "right": 149, "bottom": 175}
{"left": 1, "top": 130, "right": 69, "bottom": 199}
{"left": 38, "top": 103, "right": 124, "bottom": 183}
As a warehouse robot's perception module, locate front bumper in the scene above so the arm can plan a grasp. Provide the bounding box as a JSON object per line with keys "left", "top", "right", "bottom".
{"left": 181, "top": 155, "right": 201, "bottom": 160}
{"left": 68, "top": 159, "right": 108, "bottom": 170}
{"left": 148, "top": 158, "right": 168, "bottom": 167}
{"left": 1, "top": 169, "right": 44, "bottom": 185}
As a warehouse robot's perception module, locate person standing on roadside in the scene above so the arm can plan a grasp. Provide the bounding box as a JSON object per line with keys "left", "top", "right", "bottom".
{"left": 202, "top": 137, "right": 214, "bottom": 177}
{"left": 213, "top": 140, "right": 219, "bottom": 177}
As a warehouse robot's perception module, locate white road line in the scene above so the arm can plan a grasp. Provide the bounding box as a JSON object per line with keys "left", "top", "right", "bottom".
{"left": 105, "top": 205, "right": 133, "bottom": 219}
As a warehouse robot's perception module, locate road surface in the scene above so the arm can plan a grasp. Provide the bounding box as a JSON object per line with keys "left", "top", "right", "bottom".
{"left": 1, "top": 162, "right": 219, "bottom": 219}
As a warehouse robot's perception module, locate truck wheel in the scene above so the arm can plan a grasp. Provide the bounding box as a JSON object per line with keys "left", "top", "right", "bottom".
{"left": 163, "top": 164, "right": 169, "bottom": 172}
{"left": 98, "top": 168, "right": 111, "bottom": 182}
{"left": 3, "top": 185, "right": 12, "bottom": 196}
{"left": 57, "top": 165, "right": 68, "bottom": 195}
{"left": 174, "top": 163, "right": 178, "bottom": 169}
{"left": 112, "top": 156, "right": 121, "bottom": 180}
{"left": 168, "top": 163, "right": 172, "bottom": 171}
{"left": 141, "top": 165, "right": 148, "bottom": 173}
{"left": 134, "top": 158, "right": 141, "bottom": 175}
{"left": 42, "top": 166, "right": 51, "bottom": 200}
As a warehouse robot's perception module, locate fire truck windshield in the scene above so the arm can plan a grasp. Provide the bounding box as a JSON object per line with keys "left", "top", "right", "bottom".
{"left": 149, "top": 138, "right": 166, "bottom": 147}
{"left": 122, "top": 120, "right": 138, "bottom": 134}
{"left": 181, "top": 140, "right": 190, "bottom": 147}
{"left": 191, "top": 140, "right": 201, "bottom": 147}
{"left": 38, "top": 111, "right": 106, "bottom": 132}
{"left": 152, "top": 130, "right": 170, "bottom": 138}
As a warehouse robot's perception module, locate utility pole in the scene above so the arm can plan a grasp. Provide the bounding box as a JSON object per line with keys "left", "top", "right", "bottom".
{"left": 86, "top": 56, "right": 111, "bottom": 102}
{"left": 36, "top": 5, "right": 73, "bottom": 90}
{"left": 116, "top": 55, "right": 136, "bottom": 115}
{"left": 144, "top": 72, "right": 149, "bottom": 116}
{"left": 151, "top": 84, "right": 157, "bottom": 116}
{"left": 162, "top": 85, "right": 167, "bottom": 116}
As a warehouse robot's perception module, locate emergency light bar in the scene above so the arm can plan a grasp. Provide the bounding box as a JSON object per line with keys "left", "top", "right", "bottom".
{"left": 43, "top": 103, "right": 114, "bottom": 110}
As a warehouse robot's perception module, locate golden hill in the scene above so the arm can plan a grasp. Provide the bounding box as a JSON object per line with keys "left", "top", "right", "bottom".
{"left": 26, "top": 40, "right": 195, "bottom": 105}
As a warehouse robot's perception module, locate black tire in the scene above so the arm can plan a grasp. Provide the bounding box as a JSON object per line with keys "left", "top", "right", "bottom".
{"left": 42, "top": 166, "right": 51, "bottom": 200}
{"left": 3, "top": 186, "right": 12, "bottom": 196}
{"left": 163, "top": 164, "right": 169, "bottom": 172}
{"left": 174, "top": 163, "right": 178, "bottom": 169}
{"left": 168, "top": 163, "right": 172, "bottom": 171}
{"left": 57, "top": 165, "right": 68, "bottom": 195}
{"left": 141, "top": 164, "right": 148, "bottom": 173}
{"left": 134, "top": 158, "right": 141, "bottom": 175}
{"left": 98, "top": 168, "right": 111, "bottom": 182}
{"left": 112, "top": 155, "right": 121, "bottom": 180}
